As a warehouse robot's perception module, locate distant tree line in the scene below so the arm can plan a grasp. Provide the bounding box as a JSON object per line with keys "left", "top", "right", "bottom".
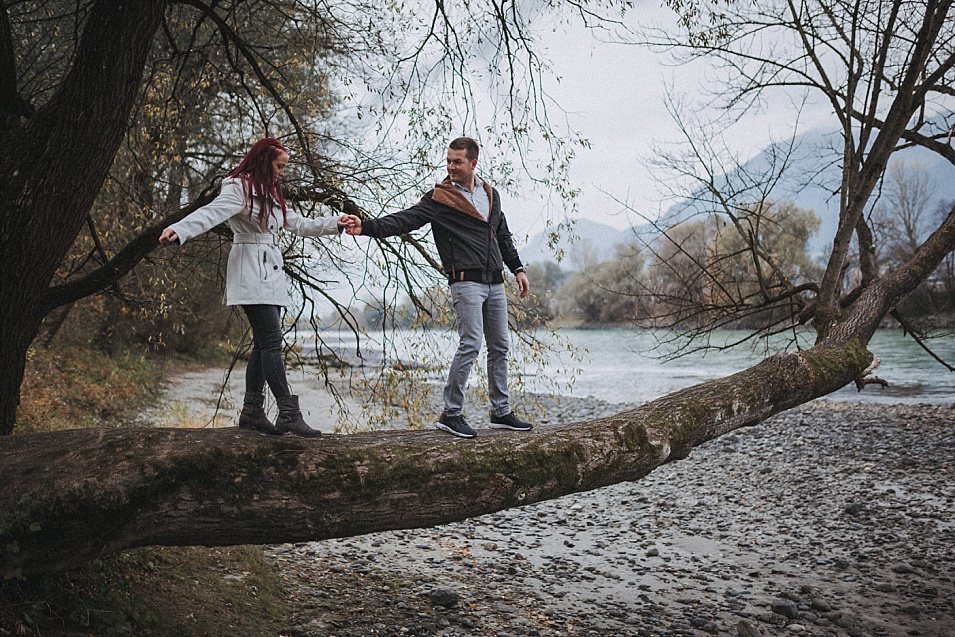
{"left": 554, "top": 202, "right": 952, "bottom": 331}
{"left": 369, "top": 181, "right": 954, "bottom": 331}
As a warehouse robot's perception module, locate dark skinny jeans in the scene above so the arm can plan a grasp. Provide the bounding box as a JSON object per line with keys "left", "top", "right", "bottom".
{"left": 242, "top": 304, "right": 291, "bottom": 400}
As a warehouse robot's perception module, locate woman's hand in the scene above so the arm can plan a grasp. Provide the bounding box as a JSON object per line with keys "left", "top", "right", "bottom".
{"left": 159, "top": 228, "right": 179, "bottom": 245}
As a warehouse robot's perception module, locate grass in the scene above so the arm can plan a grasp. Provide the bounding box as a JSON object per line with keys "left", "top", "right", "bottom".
{"left": 15, "top": 342, "right": 235, "bottom": 434}
{"left": 4, "top": 344, "right": 293, "bottom": 637}
{"left": 15, "top": 345, "right": 165, "bottom": 434}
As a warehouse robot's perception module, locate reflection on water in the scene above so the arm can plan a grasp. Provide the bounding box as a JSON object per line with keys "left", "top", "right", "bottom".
{"left": 294, "top": 328, "right": 955, "bottom": 406}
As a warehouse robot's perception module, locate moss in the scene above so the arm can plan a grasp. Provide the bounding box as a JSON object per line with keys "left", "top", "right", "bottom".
{"left": 265, "top": 433, "right": 606, "bottom": 516}
{"left": 801, "top": 339, "right": 872, "bottom": 391}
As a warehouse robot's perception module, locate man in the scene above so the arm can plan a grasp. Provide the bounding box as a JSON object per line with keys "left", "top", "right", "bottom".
{"left": 344, "top": 137, "right": 533, "bottom": 438}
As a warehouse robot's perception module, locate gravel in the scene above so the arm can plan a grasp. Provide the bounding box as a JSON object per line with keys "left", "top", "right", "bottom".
{"left": 263, "top": 398, "right": 954, "bottom": 636}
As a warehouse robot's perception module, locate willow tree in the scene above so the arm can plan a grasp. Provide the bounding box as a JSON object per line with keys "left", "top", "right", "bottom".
{"left": 2, "top": 0, "right": 954, "bottom": 577}
{"left": 0, "top": 0, "right": 585, "bottom": 436}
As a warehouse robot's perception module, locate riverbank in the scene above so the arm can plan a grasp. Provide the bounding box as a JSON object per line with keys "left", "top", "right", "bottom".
{"left": 137, "top": 362, "right": 955, "bottom": 636}
{"left": 262, "top": 398, "right": 953, "bottom": 637}
{"left": 8, "top": 356, "right": 951, "bottom": 637}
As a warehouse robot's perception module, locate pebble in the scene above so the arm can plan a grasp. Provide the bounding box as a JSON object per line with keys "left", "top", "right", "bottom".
{"left": 771, "top": 599, "right": 800, "bottom": 619}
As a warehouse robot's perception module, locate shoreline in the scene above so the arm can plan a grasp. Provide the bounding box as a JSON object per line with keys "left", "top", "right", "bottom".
{"left": 137, "top": 362, "right": 633, "bottom": 432}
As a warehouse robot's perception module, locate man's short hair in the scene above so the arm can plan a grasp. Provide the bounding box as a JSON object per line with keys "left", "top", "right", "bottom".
{"left": 449, "top": 137, "right": 480, "bottom": 161}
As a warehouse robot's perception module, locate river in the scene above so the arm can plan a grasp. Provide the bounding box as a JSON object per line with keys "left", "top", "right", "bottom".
{"left": 298, "top": 327, "right": 955, "bottom": 406}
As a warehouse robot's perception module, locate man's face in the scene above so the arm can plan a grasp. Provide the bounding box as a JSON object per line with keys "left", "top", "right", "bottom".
{"left": 447, "top": 148, "right": 477, "bottom": 185}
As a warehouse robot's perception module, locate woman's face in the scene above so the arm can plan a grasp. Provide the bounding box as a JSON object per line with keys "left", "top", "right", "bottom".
{"left": 272, "top": 151, "right": 289, "bottom": 183}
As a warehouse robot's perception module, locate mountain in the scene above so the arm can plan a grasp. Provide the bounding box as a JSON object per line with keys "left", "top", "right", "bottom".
{"left": 522, "top": 121, "right": 955, "bottom": 272}
{"left": 520, "top": 219, "right": 641, "bottom": 271}
{"left": 665, "top": 123, "right": 955, "bottom": 257}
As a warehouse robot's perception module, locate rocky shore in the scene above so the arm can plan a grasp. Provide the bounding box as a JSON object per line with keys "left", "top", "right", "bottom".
{"left": 266, "top": 398, "right": 952, "bottom": 637}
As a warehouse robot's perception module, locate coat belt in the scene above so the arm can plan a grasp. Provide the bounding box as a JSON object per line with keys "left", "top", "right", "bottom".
{"left": 233, "top": 233, "right": 279, "bottom": 245}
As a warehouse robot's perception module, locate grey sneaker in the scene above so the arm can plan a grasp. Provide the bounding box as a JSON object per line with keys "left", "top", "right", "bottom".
{"left": 436, "top": 413, "right": 477, "bottom": 439}
{"left": 489, "top": 412, "right": 533, "bottom": 431}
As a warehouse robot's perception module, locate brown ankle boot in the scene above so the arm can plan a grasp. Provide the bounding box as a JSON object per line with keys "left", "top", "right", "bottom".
{"left": 275, "top": 395, "right": 321, "bottom": 437}
{"left": 238, "top": 392, "right": 281, "bottom": 435}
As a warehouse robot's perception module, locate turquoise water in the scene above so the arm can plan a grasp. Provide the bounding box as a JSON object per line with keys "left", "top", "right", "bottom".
{"left": 299, "top": 328, "right": 955, "bottom": 406}
{"left": 525, "top": 328, "right": 955, "bottom": 406}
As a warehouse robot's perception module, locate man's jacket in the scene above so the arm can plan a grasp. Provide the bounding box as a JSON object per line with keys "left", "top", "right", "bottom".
{"left": 360, "top": 178, "right": 524, "bottom": 284}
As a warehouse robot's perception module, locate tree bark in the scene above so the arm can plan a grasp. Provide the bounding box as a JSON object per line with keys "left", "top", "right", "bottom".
{"left": 0, "top": 0, "right": 168, "bottom": 435}
{"left": 0, "top": 335, "right": 872, "bottom": 577}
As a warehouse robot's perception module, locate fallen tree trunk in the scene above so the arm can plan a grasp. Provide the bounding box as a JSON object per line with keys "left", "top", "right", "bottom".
{"left": 5, "top": 208, "right": 954, "bottom": 577}
{"left": 0, "top": 337, "right": 871, "bottom": 577}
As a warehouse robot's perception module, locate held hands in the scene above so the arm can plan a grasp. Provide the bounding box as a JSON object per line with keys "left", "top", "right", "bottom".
{"left": 159, "top": 228, "right": 179, "bottom": 245}
{"left": 516, "top": 271, "right": 530, "bottom": 298}
{"left": 338, "top": 214, "right": 362, "bottom": 235}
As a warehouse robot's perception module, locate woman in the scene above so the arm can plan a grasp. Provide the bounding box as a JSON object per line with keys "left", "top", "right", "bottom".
{"left": 160, "top": 137, "right": 350, "bottom": 437}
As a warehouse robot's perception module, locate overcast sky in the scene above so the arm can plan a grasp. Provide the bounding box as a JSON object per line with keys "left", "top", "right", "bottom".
{"left": 335, "top": 3, "right": 841, "bottom": 240}
{"left": 497, "top": 4, "right": 835, "bottom": 238}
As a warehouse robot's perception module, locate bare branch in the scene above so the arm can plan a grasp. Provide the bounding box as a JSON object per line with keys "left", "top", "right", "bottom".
{"left": 41, "top": 186, "right": 219, "bottom": 312}
{"left": 891, "top": 309, "right": 955, "bottom": 371}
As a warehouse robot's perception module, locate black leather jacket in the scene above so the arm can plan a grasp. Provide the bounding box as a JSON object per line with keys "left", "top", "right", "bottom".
{"left": 360, "top": 178, "right": 524, "bottom": 284}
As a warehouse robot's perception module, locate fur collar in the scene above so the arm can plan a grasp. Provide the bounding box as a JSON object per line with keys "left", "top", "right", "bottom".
{"left": 431, "top": 177, "right": 493, "bottom": 222}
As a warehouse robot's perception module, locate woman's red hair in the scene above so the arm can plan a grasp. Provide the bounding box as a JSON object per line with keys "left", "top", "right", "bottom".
{"left": 228, "top": 137, "right": 289, "bottom": 228}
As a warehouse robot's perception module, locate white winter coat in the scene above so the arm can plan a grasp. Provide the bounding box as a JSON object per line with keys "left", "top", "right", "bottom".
{"left": 168, "top": 176, "right": 342, "bottom": 307}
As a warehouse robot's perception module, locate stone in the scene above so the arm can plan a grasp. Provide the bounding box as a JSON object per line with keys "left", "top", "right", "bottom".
{"left": 771, "top": 598, "right": 800, "bottom": 619}
{"left": 430, "top": 587, "right": 460, "bottom": 608}
{"left": 737, "top": 619, "right": 764, "bottom": 637}
{"left": 810, "top": 598, "right": 831, "bottom": 612}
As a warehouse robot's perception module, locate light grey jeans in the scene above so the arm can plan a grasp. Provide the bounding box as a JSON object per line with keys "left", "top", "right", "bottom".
{"left": 443, "top": 281, "right": 511, "bottom": 417}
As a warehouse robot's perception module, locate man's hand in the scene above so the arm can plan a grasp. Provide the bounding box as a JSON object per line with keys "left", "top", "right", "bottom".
{"left": 515, "top": 271, "right": 530, "bottom": 298}
{"left": 340, "top": 214, "right": 362, "bottom": 235}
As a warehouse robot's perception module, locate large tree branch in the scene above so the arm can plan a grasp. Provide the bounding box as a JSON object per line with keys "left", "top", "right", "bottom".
{"left": 844, "top": 107, "right": 955, "bottom": 166}
{"left": 827, "top": 199, "right": 955, "bottom": 345}
{"left": 898, "top": 128, "right": 955, "bottom": 165}
{"left": 41, "top": 175, "right": 353, "bottom": 312}
{"left": 10, "top": 173, "right": 955, "bottom": 580}
{"left": 40, "top": 188, "right": 218, "bottom": 312}
{"left": 0, "top": 335, "right": 872, "bottom": 577}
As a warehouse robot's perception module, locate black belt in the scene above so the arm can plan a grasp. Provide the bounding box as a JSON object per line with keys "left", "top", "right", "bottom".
{"left": 448, "top": 269, "right": 504, "bottom": 285}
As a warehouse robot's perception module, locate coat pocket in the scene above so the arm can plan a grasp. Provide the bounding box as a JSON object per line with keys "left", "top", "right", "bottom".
{"left": 258, "top": 246, "right": 282, "bottom": 283}
{"left": 259, "top": 249, "right": 270, "bottom": 282}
